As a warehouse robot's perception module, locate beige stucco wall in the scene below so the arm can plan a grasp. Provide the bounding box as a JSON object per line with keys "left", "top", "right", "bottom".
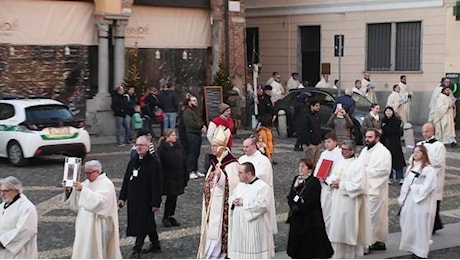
{"left": 445, "top": 6, "right": 460, "bottom": 73}
{"left": 247, "top": 6, "right": 447, "bottom": 93}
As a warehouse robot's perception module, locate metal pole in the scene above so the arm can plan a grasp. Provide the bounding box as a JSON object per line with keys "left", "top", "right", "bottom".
{"left": 338, "top": 36, "right": 342, "bottom": 96}
{"left": 253, "top": 64, "right": 259, "bottom": 115}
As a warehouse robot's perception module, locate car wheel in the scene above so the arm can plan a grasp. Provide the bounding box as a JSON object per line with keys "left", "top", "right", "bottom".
{"left": 8, "top": 141, "right": 28, "bottom": 167}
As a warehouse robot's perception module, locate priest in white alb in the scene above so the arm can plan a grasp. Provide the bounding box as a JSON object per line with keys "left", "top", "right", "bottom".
{"left": 314, "top": 132, "right": 343, "bottom": 235}
{"left": 228, "top": 162, "right": 275, "bottom": 259}
{"left": 0, "top": 176, "right": 38, "bottom": 259}
{"left": 398, "top": 75, "right": 412, "bottom": 122}
{"left": 358, "top": 129, "right": 392, "bottom": 252}
{"left": 64, "top": 160, "right": 122, "bottom": 259}
{"left": 386, "top": 84, "right": 407, "bottom": 123}
{"left": 198, "top": 126, "right": 240, "bottom": 259}
{"left": 238, "top": 137, "right": 277, "bottom": 235}
{"left": 328, "top": 140, "right": 372, "bottom": 258}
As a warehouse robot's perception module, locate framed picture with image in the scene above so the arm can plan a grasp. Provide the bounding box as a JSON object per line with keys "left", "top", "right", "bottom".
{"left": 63, "top": 157, "right": 82, "bottom": 187}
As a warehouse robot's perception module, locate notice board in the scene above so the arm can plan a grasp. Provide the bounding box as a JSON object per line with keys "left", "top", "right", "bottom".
{"left": 203, "top": 86, "right": 223, "bottom": 124}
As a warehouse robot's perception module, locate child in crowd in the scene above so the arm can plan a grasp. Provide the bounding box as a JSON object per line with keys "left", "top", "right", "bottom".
{"left": 131, "top": 104, "right": 143, "bottom": 140}
{"left": 255, "top": 133, "right": 268, "bottom": 158}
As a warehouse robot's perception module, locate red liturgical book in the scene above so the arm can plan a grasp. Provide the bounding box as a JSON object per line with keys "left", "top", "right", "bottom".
{"left": 316, "top": 159, "right": 333, "bottom": 181}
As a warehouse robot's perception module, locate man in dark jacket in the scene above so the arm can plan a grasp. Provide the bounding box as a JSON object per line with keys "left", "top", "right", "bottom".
{"left": 119, "top": 135, "right": 163, "bottom": 259}
{"left": 305, "top": 98, "right": 322, "bottom": 163}
{"left": 293, "top": 92, "right": 310, "bottom": 151}
{"left": 111, "top": 86, "right": 131, "bottom": 146}
{"left": 257, "top": 85, "right": 276, "bottom": 163}
{"left": 158, "top": 81, "right": 178, "bottom": 130}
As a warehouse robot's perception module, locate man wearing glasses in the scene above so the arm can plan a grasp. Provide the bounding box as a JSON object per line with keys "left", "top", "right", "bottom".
{"left": 0, "top": 176, "right": 38, "bottom": 259}
{"left": 119, "top": 136, "right": 163, "bottom": 258}
{"left": 64, "top": 160, "right": 122, "bottom": 259}
{"left": 328, "top": 140, "right": 372, "bottom": 258}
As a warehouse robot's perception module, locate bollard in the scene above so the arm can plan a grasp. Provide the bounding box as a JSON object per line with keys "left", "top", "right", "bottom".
{"left": 403, "top": 122, "right": 415, "bottom": 148}
{"left": 277, "top": 110, "right": 287, "bottom": 138}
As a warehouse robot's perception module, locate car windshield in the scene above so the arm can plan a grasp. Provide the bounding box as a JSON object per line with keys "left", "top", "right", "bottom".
{"left": 351, "top": 93, "right": 373, "bottom": 108}
{"left": 26, "top": 105, "right": 75, "bottom": 122}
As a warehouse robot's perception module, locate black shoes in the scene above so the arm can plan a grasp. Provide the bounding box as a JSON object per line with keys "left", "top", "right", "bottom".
{"left": 451, "top": 142, "right": 457, "bottom": 148}
{"left": 169, "top": 217, "right": 181, "bottom": 226}
{"left": 294, "top": 146, "right": 303, "bottom": 151}
{"left": 163, "top": 217, "right": 181, "bottom": 227}
{"left": 162, "top": 218, "right": 172, "bottom": 227}
{"left": 129, "top": 251, "right": 141, "bottom": 259}
{"left": 141, "top": 242, "right": 162, "bottom": 253}
{"left": 411, "top": 253, "right": 426, "bottom": 259}
{"left": 369, "top": 241, "right": 386, "bottom": 251}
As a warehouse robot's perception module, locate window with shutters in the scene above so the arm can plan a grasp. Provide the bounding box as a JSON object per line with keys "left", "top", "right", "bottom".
{"left": 366, "top": 21, "right": 421, "bottom": 72}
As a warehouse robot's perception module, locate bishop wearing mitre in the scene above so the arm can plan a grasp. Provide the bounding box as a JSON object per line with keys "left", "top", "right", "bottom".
{"left": 197, "top": 125, "right": 240, "bottom": 259}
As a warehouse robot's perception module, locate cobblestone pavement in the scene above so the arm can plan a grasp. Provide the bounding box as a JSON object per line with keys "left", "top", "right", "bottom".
{"left": 0, "top": 131, "right": 460, "bottom": 258}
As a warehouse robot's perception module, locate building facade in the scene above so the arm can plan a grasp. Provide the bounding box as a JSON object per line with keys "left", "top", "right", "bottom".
{"left": 246, "top": 0, "right": 460, "bottom": 125}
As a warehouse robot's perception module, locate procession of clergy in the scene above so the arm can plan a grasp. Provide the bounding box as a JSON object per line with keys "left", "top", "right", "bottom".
{"left": 0, "top": 76, "right": 453, "bottom": 259}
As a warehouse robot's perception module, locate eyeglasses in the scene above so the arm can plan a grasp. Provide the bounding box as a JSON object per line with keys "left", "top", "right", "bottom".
{"left": 84, "top": 170, "right": 98, "bottom": 175}
{"left": 0, "top": 189, "right": 12, "bottom": 193}
{"left": 341, "top": 147, "right": 353, "bottom": 151}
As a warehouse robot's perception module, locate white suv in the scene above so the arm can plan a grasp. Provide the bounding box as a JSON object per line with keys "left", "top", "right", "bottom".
{"left": 0, "top": 98, "right": 91, "bottom": 166}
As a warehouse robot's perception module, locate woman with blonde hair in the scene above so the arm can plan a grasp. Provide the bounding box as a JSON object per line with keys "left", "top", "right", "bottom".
{"left": 157, "top": 129, "right": 188, "bottom": 227}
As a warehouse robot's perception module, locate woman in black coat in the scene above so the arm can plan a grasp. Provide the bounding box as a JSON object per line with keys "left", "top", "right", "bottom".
{"left": 156, "top": 129, "right": 188, "bottom": 227}
{"left": 381, "top": 106, "right": 406, "bottom": 184}
{"left": 287, "top": 158, "right": 334, "bottom": 259}
{"left": 293, "top": 92, "right": 309, "bottom": 151}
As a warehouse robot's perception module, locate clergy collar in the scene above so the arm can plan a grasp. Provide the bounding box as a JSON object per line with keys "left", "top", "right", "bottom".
{"left": 3, "top": 193, "right": 21, "bottom": 210}
{"left": 247, "top": 177, "right": 259, "bottom": 184}
{"left": 425, "top": 137, "right": 437, "bottom": 144}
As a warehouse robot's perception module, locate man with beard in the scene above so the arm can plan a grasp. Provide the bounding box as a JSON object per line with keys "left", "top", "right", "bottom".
{"left": 328, "top": 140, "right": 372, "bottom": 258}
{"left": 305, "top": 99, "right": 322, "bottom": 164}
{"left": 412, "top": 123, "right": 446, "bottom": 234}
{"left": 183, "top": 95, "right": 207, "bottom": 179}
{"left": 358, "top": 129, "right": 392, "bottom": 252}
{"left": 313, "top": 133, "right": 343, "bottom": 235}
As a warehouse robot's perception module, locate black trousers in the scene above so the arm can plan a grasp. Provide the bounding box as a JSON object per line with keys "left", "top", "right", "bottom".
{"left": 433, "top": 200, "right": 443, "bottom": 232}
{"left": 164, "top": 195, "right": 178, "bottom": 219}
{"left": 134, "top": 231, "right": 159, "bottom": 252}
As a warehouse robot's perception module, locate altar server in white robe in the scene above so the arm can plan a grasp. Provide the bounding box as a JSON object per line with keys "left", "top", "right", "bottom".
{"left": 433, "top": 86, "right": 457, "bottom": 146}
{"left": 428, "top": 77, "right": 450, "bottom": 122}
{"left": 399, "top": 145, "right": 437, "bottom": 259}
{"left": 386, "top": 84, "right": 407, "bottom": 123}
{"left": 198, "top": 126, "right": 240, "bottom": 259}
{"left": 328, "top": 140, "right": 372, "bottom": 258}
{"left": 228, "top": 162, "right": 275, "bottom": 259}
{"left": 314, "top": 132, "right": 343, "bottom": 235}
{"left": 398, "top": 75, "right": 412, "bottom": 122}
{"left": 0, "top": 176, "right": 38, "bottom": 259}
{"left": 362, "top": 72, "right": 378, "bottom": 103}
{"left": 358, "top": 128, "right": 392, "bottom": 251}
{"left": 413, "top": 123, "right": 446, "bottom": 234}
{"left": 239, "top": 137, "right": 277, "bottom": 234}
{"left": 64, "top": 160, "right": 122, "bottom": 259}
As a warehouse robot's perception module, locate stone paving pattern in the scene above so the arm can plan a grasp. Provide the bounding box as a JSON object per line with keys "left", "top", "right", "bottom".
{"left": 1, "top": 131, "right": 460, "bottom": 258}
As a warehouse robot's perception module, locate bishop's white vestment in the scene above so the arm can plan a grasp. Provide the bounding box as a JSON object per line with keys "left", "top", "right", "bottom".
{"left": 65, "top": 173, "right": 122, "bottom": 259}
{"left": 328, "top": 157, "right": 372, "bottom": 258}
{"left": 239, "top": 151, "right": 277, "bottom": 234}
{"left": 228, "top": 178, "right": 275, "bottom": 259}
{"left": 0, "top": 195, "right": 38, "bottom": 259}
{"left": 358, "top": 142, "right": 392, "bottom": 245}
{"left": 398, "top": 81, "right": 412, "bottom": 122}
{"left": 398, "top": 163, "right": 437, "bottom": 258}
{"left": 198, "top": 152, "right": 240, "bottom": 259}
{"left": 314, "top": 146, "right": 343, "bottom": 235}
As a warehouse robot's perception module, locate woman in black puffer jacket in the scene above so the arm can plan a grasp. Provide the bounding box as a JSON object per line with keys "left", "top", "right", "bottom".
{"left": 157, "top": 129, "right": 189, "bottom": 227}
